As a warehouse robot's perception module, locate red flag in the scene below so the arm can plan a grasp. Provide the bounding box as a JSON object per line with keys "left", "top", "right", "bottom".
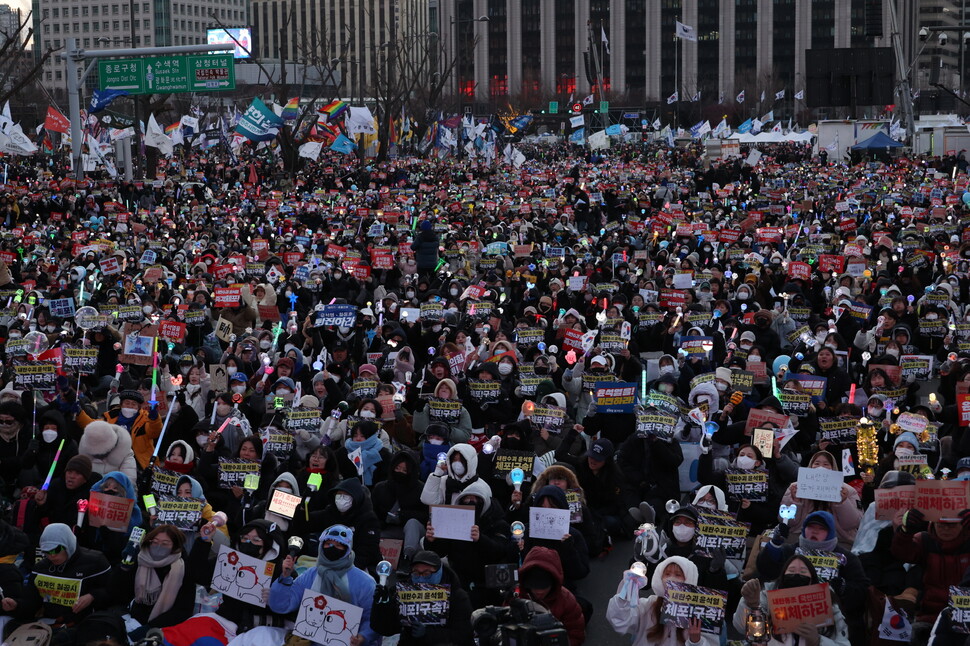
{"left": 44, "top": 106, "right": 70, "bottom": 134}
{"left": 248, "top": 163, "right": 258, "bottom": 184}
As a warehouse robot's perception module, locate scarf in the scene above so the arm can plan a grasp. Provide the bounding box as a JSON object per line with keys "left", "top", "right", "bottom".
{"left": 0, "top": 423, "right": 19, "bottom": 443}
{"left": 313, "top": 548, "right": 355, "bottom": 603}
{"left": 134, "top": 549, "right": 185, "bottom": 621}
{"left": 344, "top": 434, "right": 383, "bottom": 486}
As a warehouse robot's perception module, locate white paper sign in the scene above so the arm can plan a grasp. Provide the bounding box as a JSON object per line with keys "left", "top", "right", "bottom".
{"left": 672, "top": 273, "right": 694, "bottom": 289}
{"left": 796, "top": 467, "right": 844, "bottom": 503}
{"left": 528, "top": 507, "right": 571, "bottom": 541}
{"left": 292, "top": 589, "right": 363, "bottom": 646}
{"left": 430, "top": 505, "right": 475, "bottom": 541}
{"left": 211, "top": 544, "right": 275, "bottom": 608}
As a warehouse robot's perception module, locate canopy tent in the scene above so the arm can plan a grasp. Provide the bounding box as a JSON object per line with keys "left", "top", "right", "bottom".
{"left": 727, "top": 131, "right": 815, "bottom": 144}
{"left": 851, "top": 131, "right": 903, "bottom": 150}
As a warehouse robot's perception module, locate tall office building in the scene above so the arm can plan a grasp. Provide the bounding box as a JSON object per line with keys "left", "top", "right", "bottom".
{"left": 251, "top": 0, "right": 431, "bottom": 102}
{"left": 0, "top": 4, "right": 22, "bottom": 49}
{"left": 441, "top": 0, "right": 922, "bottom": 115}
{"left": 33, "top": 0, "right": 248, "bottom": 99}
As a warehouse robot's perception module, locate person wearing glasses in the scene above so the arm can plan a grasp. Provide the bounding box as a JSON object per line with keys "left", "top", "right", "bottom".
{"left": 19, "top": 523, "right": 111, "bottom": 632}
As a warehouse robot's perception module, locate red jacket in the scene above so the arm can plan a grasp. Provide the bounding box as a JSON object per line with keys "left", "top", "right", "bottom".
{"left": 891, "top": 525, "right": 970, "bottom": 623}
{"left": 519, "top": 547, "right": 586, "bottom": 646}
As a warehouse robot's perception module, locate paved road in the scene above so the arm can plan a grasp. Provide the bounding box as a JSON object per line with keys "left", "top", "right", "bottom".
{"left": 578, "top": 539, "right": 634, "bottom": 645}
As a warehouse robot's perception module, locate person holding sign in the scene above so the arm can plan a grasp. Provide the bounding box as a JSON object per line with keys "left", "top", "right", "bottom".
{"left": 111, "top": 525, "right": 196, "bottom": 630}
{"left": 607, "top": 555, "right": 714, "bottom": 646}
{"left": 76, "top": 389, "right": 162, "bottom": 470}
{"left": 781, "top": 451, "right": 863, "bottom": 549}
{"left": 308, "top": 478, "right": 382, "bottom": 572}
{"left": 891, "top": 504, "right": 970, "bottom": 641}
{"left": 371, "top": 549, "right": 474, "bottom": 646}
{"left": 414, "top": 378, "right": 473, "bottom": 445}
{"left": 22, "top": 523, "right": 111, "bottom": 627}
{"left": 270, "top": 524, "right": 378, "bottom": 646}
{"left": 81, "top": 471, "right": 142, "bottom": 565}
{"left": 735, "top": 555, "right": 850, "bottom": 646}
{"left": 517, "top": 486, "right": 590, "bottom": 590}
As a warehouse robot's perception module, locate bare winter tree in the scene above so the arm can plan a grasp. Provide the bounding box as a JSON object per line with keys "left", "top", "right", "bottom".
{"left": 0, "top": 11, "right": 56, "bottom": 108}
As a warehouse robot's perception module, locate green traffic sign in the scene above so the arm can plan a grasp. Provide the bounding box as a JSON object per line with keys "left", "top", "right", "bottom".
{"left": 599, "top": 100, "right": 609, "bottom": 114}
{"left": 548, "top": 101, "right": 559, "bottom": 114}
{"left": 98, "top": 54, "right": 235, "bottom": 95}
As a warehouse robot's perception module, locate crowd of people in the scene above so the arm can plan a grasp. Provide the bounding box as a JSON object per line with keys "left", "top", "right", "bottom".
{"left": 0, "top": 138, "right": 966, "bottom": 646}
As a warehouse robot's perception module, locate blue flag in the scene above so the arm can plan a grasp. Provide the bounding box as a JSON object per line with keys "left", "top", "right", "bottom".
{"left": 234, "top": 98, "right": 284, "bottom": 142}
{"left": 89, "top": 89, "right": 129, "bottom": 114}
{"left": 569, "top": 128, "right": 585, "bottom": 143}
{"left": 605, "top": 124, "right": 622, "bottom": 136}
{"left": 737, "top": 118, "right": 753, "bottom": 134}
{"left": 509, "top": 115, "right": 533, "bottom": 131}
{"left": 330, "top": 133, "right": 357, "bottom": 154}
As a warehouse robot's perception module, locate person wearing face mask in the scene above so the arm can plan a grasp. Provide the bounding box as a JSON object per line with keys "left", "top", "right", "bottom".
{"left": 18, "top": 409, "right": 78, "bottom": 490}
{"left": 780, "top": 451, "right": 862, "bottom": 549}
{"left": 307, "top": 478, "right": 381, "bottom": 571}
{"left": 371, "top": 548, "right": 475, "bottom": 646}
{"left": 112, "top": 525, "right": 196, "bottom": 630}
{"left": 30, "top": 455, "right": 97, "bottom": 533}
{"left": 517, "top": 486, "right": 590, "bottom": 590}
{"left": 758, "top": 511, "right": 869, "bottom": 643}
{"left": 77, "top": 389, "right": 162, "bottom": 471}
{"left": 271, "top": 524, "right": 379, "bottom": 646}
{"left": 414, "top": 378, "right": 474, "bottom": 445}
{"left": 249, "top": 282, "right": 278, "bottom": 327}
{"left": 656, "top": 505, "right": 728, "bottom": 591}
{"left": 0, "top": 401, "right": 33, "bottom": 496}
{"left": 338, "top": 419, "right": 389, "bottom": 486}
{"left": 82, "top": 471, "right": 144, "bottom": 565}
{"left": 207, "top": 392, "right": 249, "bottom": 456}
{"left": 371, "top": 451, "right": 428, "bottom": 568}
{"left": 418, "top": 424, "right": 452, "bottom": 479}
{"left": 459, "top": 362, "right": 516, "bottom": 439}
{"left": 420, "top": 443, "right": 488, "bottom": 506}
{"left": 607, "top": 555, "right": 714, "bottom": 646}
{"left": 737, "top": 555, "right": 851, "bottom": 646}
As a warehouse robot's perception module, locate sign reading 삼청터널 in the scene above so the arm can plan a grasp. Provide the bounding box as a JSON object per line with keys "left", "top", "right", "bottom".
{"left": 97, "top": 54, "right": 235, "bottom": 95}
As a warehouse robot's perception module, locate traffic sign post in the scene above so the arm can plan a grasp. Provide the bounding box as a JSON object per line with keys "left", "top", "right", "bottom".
{"left": 98, "top": 54, "right": 235, "bottom": 95}
{"left": 571, "top": 102, "right": 583, "bottom": 114}
{"left": 548, "top": 101, "right": 559, "bottom": 114}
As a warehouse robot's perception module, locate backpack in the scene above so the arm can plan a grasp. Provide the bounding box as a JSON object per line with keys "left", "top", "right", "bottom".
{"left": 2, "top": 622, "right": 52, "bottom": 646}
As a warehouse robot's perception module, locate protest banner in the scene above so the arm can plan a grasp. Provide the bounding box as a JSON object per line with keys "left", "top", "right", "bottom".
{"left": 818, "top": 417, "right": 860, "bottom": 444}
{"left": 696, "top": 512, "right": 750, "bottom": 558}
{"left": 730, "top": 370, "right": 755, "bottom": 394}
{"left": 530, "top": 405, "right": 565, "bottom": 433}
{"left": 493, "top": 449, "right": 536, "bottom": 479}
{"left": 594, "top": 382, "right": 637, "bottom": 413}
{"left": 874, "top": 485, "right": 916, "bottom": 521}
{"left": 315, "top": 304, "right": 358, "bottom": 327}
{"left": 948, "top": 586, "right": 970, "bottom": 633}
{"left": 352, "top": 379, "right": 379, "bottom": 399}
{"left": 467, "top": 379, "right": 501, "bottom": 405}
{"left": 796, "top": 467, "right": 844, "bottom": 503}
{"left": 380, "top": 538, "right": 403, "bottom": 569}
{"left": 636, "top": 411, "right": 678, "bottom": 440}
{"left": 267, "top": 490, "right": 302, "bottom": 519}
{"left": 767, "top": 583, "right": 833, "bottom": 633}
{"left": 150, "top": 466, "right": 180, "bottom": 496}
{"left": 218, "top": 458, "right": 261, "bottom": 488}
{"left": 744, "top": 408, "right": 790, "bottom": 436}
{"left": 88, "top": 490, "right": 134, "bottom": 529}
{"left": 427, "top": 398, "right": 462, "bottom": 424}
{"left": 396, "top": 583, "right": 451, "bottom": 626}
{"left": 34, "top": 574, "right": 81, "bottom": 607}
{"left": 63, "top": 348, "right": 98, "bottom": 375}
{"left": 779, "top": 392, "right": 812, "bottom": 417}
{"left": 915, "top": 479, "right": 970, "bottom": 522}
{"left": 661, "top": 581, "right": 728, "bottom": 635}
{"left": 724, "top": 468, "right": 769, "bottom": 502}
{"left": 212, "top": 545, "right": 276, "bottom": 608}
{"left": 154, "top": 495, "right": 204, "bottom": 530}
{"left": 13, "top": 360, "right": 57, "bottom": 391}
{"left": 566, "top": 489, "right": 583, "bottom": 523}
{"left": 794, "top": 548, "right": 846, "bottom": 583}
{"left": 285, "top": 407, "right": 322, "bottom": 434}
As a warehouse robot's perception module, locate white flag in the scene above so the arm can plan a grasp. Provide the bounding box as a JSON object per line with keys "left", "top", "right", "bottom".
{"left": 795, "top": 90, "right": 804, "bottom": 100}
{"left": 667, "top": 92, "right": 679, "bottom": 105}
{"left": 299, "top": 141, "right": 323, "bottom": 160}
{"left": 570, "top": 115, "right": 585, "bottom": 128}
{"left": 601, "top": 26, "right": 611, "bottom": 55}
{"left": 760, "top": 90, "right": 765, "bottom": 102}
{"left": 736, "top": 90, "right": 745, "bottom": 104}
{"left": 145, "top": 113, "right": 174, "bottom": 157}
{"left": 582, "top": 94, "right": 594, "bottom": 106}
{"left": 691, "top": 91, "right": 701, "bottom": 102}
{"left": 775, "top": 89, "right": 785, "bottom": 100}
{"left": 652, "top": 118, "right": 661, "bottom": 129}
{"left": 675, "top": 21, "right": 697, "bottom": 42}
{"left": 180, "top": 115, "right": 199, "bottom": 131}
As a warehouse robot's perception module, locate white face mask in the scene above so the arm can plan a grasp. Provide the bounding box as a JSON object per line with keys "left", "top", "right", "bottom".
{"left": 748, "top": 355, "right": 762, "bottom": 362}
{"left": 659, "top": 365, "right": 674, "bottom": 375}
{"left": 41, "top": 429, "right": 58, "bottom": 443}
{"left": 196, "top": 435, "right": 208, "bottom": 448}
{"left": 450, "top": 288, "right": 460, "bottom": 296}
{"left": 334, "top": 493, "right": 353, "bottom": 513}
{"left": 359, "top": 410, "right": 376, "bottom": 419}
{"left": 867, "top": 406, "right": 883, "bottom": 418}
{"left": 428, "top": 438, "right": 444, "bottom": 445}
{"left": 232, "top": 385, "right": 247, "bottom": 394}
{"left": 498, "top": 362, "right": 513, "bottom": 376}
{"left": 886, "top": 349, "right": 900, "bottom": 358}
{"left": 895, "top": 446, "right": 914, "bottom": 458}
{"left": 451, "top": 461, "right": 466, "bottom": 477}
{"left": 121, "top": 407, "right": 139, "bottom": 419}
{"left": 672, "top": 524, "right": 695, "bottom": 542}
{"left": 736, "top": 455, "right": 757, "bottom": 470}
{"left": 695, "top": 500, "right": 716, "bottom": 510}
{"left": 259, "top": 340, "right": 272, "bottom": 350}
{"left": 715, "top": 381, "right": 728, "bottom": 392}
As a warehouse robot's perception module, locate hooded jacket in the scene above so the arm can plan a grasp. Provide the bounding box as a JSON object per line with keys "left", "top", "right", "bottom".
{"left": 24, "top": 524, "right": 111, "bottom": 622}
{"left": 20, "top": 410, "right": 79, "bottom": 485}
{"left": 519, "top": 547, "right": 586, "bottom": 646}
{"left": 892, "top": 514, "right": 970, "bottom": 623}
{"left": 371, "top": 451, "right": 428, "bottom": 529}
{"left": 780, "top": 459, "right": 863, "bottom": 549}
{"left": 77, "top": 420, "right": 138, "bottom": 483}
{"left": 309, "top": 478, "right": 382, "bottom": 571}
{"left": 420, "top": 443, "right": 488, "bottom": 506}
{"left": 607, "top": 555, "right": 716, "bottom": 646}
{"left": 78, "top": 404, "right": 162, "bottom": 470}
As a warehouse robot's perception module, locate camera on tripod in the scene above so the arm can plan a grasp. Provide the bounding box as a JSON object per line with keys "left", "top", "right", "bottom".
{"left": 472, "top": 598, "right": 569, "bottom": 646}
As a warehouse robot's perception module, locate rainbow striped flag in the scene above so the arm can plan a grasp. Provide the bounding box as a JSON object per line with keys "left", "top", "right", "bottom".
{"left": 281, "top": 97, "right": 299, "bottom": 120}
{"left": 319, "top": 100, "right": 349, "bottom": 120}
{"left": 164, "top": 121, "right": 180, "bottom": 135}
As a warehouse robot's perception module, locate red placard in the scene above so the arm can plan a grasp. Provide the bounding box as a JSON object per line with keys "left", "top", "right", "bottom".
{"left": 88, "top": 491, "right": 134, "bottom": 529}
{"left": 211, "top": 264, "right": 234, "bottom": 280}
{"left": 282, "top": 252, "right": 302, "bottom": 266}
{"left": 787, "top": 261, "right": 812, "bottom": 281}
{"left": 159, "top": 320, "right": 186, "bottom": 343}
{"left": 818, "top": 255, "right": 845, "bottom": 273}
{"left": 372, "top": 252, "right": 394, "bottom": 270}
{"left": 258, "top": 304, "right": 281, "bottom": 321}
{"left": 767, "top": 583, "right": 832, "bottom": 633}
{"left": 352, "top": 264, "right": 371, "bottom": 280}
{"left": 325, "top": 244, "right": 346, "bottom": 259}
{"left": 959, "top": 393, "right": 970, "bottom": 427}
{"left": 213, "top": 287, "right": 242, "bottom": 307}
{"left": 915, "top": 479, "right": 970, "bottom": 522}
{"left": 99, "top": 256, "right": 121, "bottom": 275}
{"left": 251, "top": 238, "right": 269, "bottom": 259}
{"left": 719, "top": 229, "right": 741, "bottom": 244}
{"left": 0, "top": 251, "right": 15, "bottom": 265}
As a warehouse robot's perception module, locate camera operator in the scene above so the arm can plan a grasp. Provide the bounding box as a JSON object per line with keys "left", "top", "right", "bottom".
{"left": 371, "top": 550, "right": 474, "bottom": 646}
{"left": 518, "top": 546, "right": 586, "bottom": 646}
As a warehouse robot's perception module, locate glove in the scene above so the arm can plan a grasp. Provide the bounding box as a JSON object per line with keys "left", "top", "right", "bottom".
{"left": 148, "top": 404, "right": 159, "bottom": 420}
{"left": 771, "top": 522, "right": 790, "bottom": 546}
{"left": 708, "top": 547, "right": 726, "bottom": 573}
{"left": 409, "top": 620, "right": 426, "bottom": 638}
{"left": 902, "top": 508, "right": 927, "bottom": 534}
{"left": 373, "top": 584, "right": 393, "bottom": 605}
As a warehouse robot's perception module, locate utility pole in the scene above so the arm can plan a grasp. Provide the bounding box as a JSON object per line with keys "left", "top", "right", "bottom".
{"left": 887, "top": 0, "right": 916, "bottom": 139}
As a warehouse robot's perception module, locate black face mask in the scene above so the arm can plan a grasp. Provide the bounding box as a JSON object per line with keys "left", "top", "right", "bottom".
{"left": 780, "top": 574, "right": 812, "bottom": 589}
{"left": 322, "top": 545, "right": 347, "bottom": 562}
{"left": 392, "top": 471, "right": 410, "bottom": 483}
{"left": 238, "top": 543, "right": 262, "bottom": 558}
{"left": 101, "top": 488, "right": 123, "bottom": 497}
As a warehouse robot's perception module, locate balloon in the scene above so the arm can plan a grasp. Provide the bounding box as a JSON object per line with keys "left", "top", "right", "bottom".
{"left": 74, "top": 306, "right": 101, "bottom": 330}
{"left": 962, "top": 191, "right": 970, "bottom": 206}
{"left": 23, "top": 331, "right": 49, "bottom": 355}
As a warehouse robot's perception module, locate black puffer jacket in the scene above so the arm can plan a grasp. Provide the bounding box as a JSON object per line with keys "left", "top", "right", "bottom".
{"left": 307, "top": 477, "right": 382, "bottom": 571}
{"left": 371, "top": 450, "right": 428, "bottom": 529}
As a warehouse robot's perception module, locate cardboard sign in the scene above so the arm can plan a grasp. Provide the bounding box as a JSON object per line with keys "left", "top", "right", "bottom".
{"left": 528, "top": 506, "right": 571, "bottom": 540}
{"left": 315, "top": 304, "right": 358, "bottom": 327}
{"left": 154, "top": 495, "right": 204, "bottom": 530}
{"left": 493, "top": 449, "right": 536, "bottom": 479}
{"left": 292, "top": 590, "right": 363, "bottom": 645}
{"left": 379, "top": 538, "right": 403, "bottom": 569}
{"left": 467, "top": 379, "right": 501, "bottom": 405}
{"left": 696, "top": 511, "right": 750, "bottom": 558}
{"left": 636, "top": 411, "right": 678, "bottom": 440}
{"left": 260, "top": 427, "right": 295, "bottom": 459}
{"left": 796, "top": 467, "right": 844, "bottom": 503}
{"left": 915, "top": 479, "right": 970, "bottom": 522}
{"left": 150, "top": 467, "right": 180, "bottom": 496}
{"left": 594, "top": 381, "right": 637, "bottom": 413}
{"left": 947, "top": 586, "right": 970, "bottom": 633}
{"left": 159, "top": 320, "right": 186, "bottom": 343}
{"left": 767, "top": 583, "right": 833, "bottom": 633}
{"left": 753, "top": 427, "right": 774, "bottom": 457}
{"left": 212, "top": 545, "right": 276, "bottom": 608}
{"left": 34, "top": 574, "right": 81, "bottom": 607}
{"left": 217, "top": 458, "right": 261, "bottom": 488}
{"left": 429, "top": 505, "right": 476, "bottom": 541}
{"left": 874, "top": 485, "right": 915, "bottom": 521}
{"left": 267, "top": 489, "right": 302, "bottom": 519}
{"left": 396, "top": 583, "right": 451, "bottom": 626}
{"left": 88, "top": 490, "right": 134, "bottom": 529}
{"left": 14, "top": 361, "right": 58, "bottom": 391}
{"left": 818, "top": 417, "right": 860, "bottom": 444}
{"left": 427, "top": 398, "right": 462, "bottom": 424}
{"left": 794, "top": 548, "right": 846, "bottom": 583}
{"left": 661, "top": 581, "right": 728, "bottom": 635}
{"left": 63, "top": 348, "right": 98, "bottom": 375}
{"left": 744, "top": 408, "right": 790, "bottom": 436}
{"left": 730, "top": 370, "right": 755, "bottom": 394}
{"left": 724, "top": 468, "right": 769, "bottom": 502}
{"left": 213, "top": 287, "right": 242, "bottom": 307}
